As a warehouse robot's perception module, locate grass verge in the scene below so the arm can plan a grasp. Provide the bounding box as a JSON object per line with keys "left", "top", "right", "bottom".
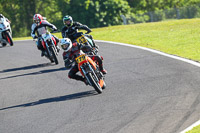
{"left": 90, "top": 19, "right": 200, "bottom": 62}
{"left": 186, "top": 124, "right": 200, "bottom": 133}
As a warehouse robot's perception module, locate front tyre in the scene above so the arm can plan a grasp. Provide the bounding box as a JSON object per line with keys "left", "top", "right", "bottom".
{"left": 49, "top": 46, "right": 58, "bottom": 64}
{"left": 5, "top": 31, "right": 13, "bottom": 46}
{"left": 102, "top": 82, "right": 106, "bottom": 89}
{"left": 86, "top": 73, "right": 102, "bottom": 94}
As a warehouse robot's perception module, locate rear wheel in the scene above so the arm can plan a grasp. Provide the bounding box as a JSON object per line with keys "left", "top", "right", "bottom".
{"left": 86, "top": 73, "right": 102, "bottom": 94}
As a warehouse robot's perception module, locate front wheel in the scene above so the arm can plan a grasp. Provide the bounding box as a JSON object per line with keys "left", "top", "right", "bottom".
{"left": 86, "top": 73, "right": 102, "bottom": 94}
{"left": 5, "top": 31, "right": 13, "bottom": 46}
{"left": 49, "top": 46, "right": 58, "bottom": 64}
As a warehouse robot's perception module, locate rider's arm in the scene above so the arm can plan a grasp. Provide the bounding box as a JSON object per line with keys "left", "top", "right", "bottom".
{"left": 63, "top": 52, "right": 73, "bottom": 70}
{"left": 61, "top": 26, "right": 68, "bottom": 38}
{"left": 31, "top": 24, "right": 37, "bottom": 39}
{"left": 43, "top": 20, "right": 57, "bottom": 31}
{"left": 79, "top": 43, "right": 92, "bottom": 52}
{"left": 74, "top": 22, "right": 91, "bottom": 33}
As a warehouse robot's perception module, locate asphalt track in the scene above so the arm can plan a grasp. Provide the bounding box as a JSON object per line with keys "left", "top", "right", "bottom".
{"left": 1, "top": 40, "right": 200, "bottom": 133}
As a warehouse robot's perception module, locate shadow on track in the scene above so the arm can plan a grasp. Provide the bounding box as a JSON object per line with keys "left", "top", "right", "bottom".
{"left": 0, "top": 67, "right": 66, "bottom": 80}
{"left": 0, "top": 90, "right": 97, "bottom": 111}
{"left": 0, "top": 63, "right": 53, "bottom": 73}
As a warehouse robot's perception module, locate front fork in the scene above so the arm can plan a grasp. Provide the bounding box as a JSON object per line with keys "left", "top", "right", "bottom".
{"left": 45, "top": 40, "right": 58, "bottom": 56}
{"left": 81, "top": 63, "right": 100, "bottom": 86}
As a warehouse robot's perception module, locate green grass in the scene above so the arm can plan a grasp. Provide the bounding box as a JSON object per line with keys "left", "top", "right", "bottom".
{"left": 13, "top": 36, "right": 32, "bottom": 40}
{"left": 13, "top": 18, "right": 200, "bottom": 62}
{"left": 186, "top": 124, "right": 200, "bottom": 133}
{"left": 90, "top": 19, "right": 200, "bottom": 62}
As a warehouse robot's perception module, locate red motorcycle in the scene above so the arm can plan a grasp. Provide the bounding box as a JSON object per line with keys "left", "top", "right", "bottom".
{"left": 75, "top": 53, "right": 106, "bottom": 94}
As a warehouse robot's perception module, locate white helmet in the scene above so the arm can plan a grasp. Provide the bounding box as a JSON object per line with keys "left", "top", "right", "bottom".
{"left": 60, "top": 38, "right": 72, "bottom": 52}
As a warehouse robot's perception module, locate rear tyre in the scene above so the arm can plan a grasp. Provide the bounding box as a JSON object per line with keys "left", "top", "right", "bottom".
{"left": 86, "top": 73, "right": 102, "bottom": 94}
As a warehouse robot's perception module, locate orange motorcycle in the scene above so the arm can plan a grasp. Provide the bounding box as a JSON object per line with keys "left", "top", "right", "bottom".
{"left": 75, "top": 53, "right": 106, "bottom": 94}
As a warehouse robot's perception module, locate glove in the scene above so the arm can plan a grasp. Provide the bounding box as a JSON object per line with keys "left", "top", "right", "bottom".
{"left": 86, "top": 29, "right": 91, "bottom": 34}
{"left": 53, "top": 28, "right": 57, "bottom": 31}
{"left": 33, "top": 35, "right": 38, "bottom": 39}
{"left": 64, "top": 58, "right": 73, "bottom": 70}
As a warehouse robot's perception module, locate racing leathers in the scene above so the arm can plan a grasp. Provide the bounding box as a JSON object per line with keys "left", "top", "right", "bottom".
{"left": 63, "top": 42, "right": 106, "bottom": 84}
{"left": 61, "top": 22, "right": 98, "bottom": 48}
{"left": 31, "top": 20, "right": 59, "bottom": 55}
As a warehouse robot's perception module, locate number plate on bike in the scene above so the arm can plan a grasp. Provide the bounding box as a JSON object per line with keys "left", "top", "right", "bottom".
{"left": 75, "top": 54, "right": 86, "bottom": 63}
{"left": 76, "top": 35, "right": 87, "bottom": 43}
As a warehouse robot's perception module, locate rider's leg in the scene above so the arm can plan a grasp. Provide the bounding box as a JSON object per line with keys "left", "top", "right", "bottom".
{"left": 36, "top": 39, "right": 45, "bottom": 56}
{"left": 68, "top": 65, "right": 84, "bottom": 80}
{"left": 85, "top": 34, "right": 99, "bottom": 48}
{"left": 90, "top": 55, "right": 107, "bottom": 74}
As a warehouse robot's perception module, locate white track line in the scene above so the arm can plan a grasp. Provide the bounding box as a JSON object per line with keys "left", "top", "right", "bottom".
{"left": 180, "top": 120, "right": 200, "bottom": 133}
{"left": 96, "top": 40, "right": 200, "bottom": 68}
{"left": 96, "top": 40, "right": 200, "bottom": 133}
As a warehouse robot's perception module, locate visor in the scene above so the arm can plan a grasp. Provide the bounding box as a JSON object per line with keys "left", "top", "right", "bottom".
{"left": 61, "top": 44, "right": 69, "bottom": 50}
{"left": 64, "top": 20, "right": 71, "bottom": 25}
{"left": 34, "top": 19, "right": 40, "bottom": 24}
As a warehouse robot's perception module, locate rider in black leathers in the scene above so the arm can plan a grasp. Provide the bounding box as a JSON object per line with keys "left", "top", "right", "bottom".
{"left": 61, "top": 15, "right": 98, "bottom": 48}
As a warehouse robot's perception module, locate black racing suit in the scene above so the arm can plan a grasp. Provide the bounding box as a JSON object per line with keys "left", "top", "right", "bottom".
{"left": 63, "top": 42, "right": 104, "bottom": 82}
{"left": 61, "top": 22, "right": 97, "bottom": 47}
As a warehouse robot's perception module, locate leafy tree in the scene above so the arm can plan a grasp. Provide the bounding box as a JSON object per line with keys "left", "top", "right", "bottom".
{"left": 1, "top": 0, "right": 200, "bottom": 37}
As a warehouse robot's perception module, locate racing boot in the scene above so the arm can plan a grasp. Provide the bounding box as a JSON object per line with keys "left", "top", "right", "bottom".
{"left": 101, "top": 69, "right": 107, "bottom": 75}
{"left": 91, "top": 39, "right": 99, "bottom": 49}
{"left": 99, "top": 64, "right": 107, "bottom": 75}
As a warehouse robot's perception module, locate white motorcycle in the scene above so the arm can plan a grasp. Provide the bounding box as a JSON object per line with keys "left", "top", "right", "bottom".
{"left": 40, "top": 31, "right": 59, "bottom": 64}
{"left": 0, "top": 16, "right": 13, "bottom": 47}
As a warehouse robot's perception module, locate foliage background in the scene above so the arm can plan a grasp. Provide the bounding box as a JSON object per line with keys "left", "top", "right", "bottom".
{"left": 0, "top": 0, "right": 200, "bottom": 37}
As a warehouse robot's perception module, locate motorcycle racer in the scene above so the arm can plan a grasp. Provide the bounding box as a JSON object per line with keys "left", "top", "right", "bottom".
{"left": 61, "top": 15, "right": 98, "bottom": 49}
{"left": 31, "top": 14, "right": 60, "bottom": 56}
{"left": 60, "top": 38, "right": 107, "bottom": 84}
